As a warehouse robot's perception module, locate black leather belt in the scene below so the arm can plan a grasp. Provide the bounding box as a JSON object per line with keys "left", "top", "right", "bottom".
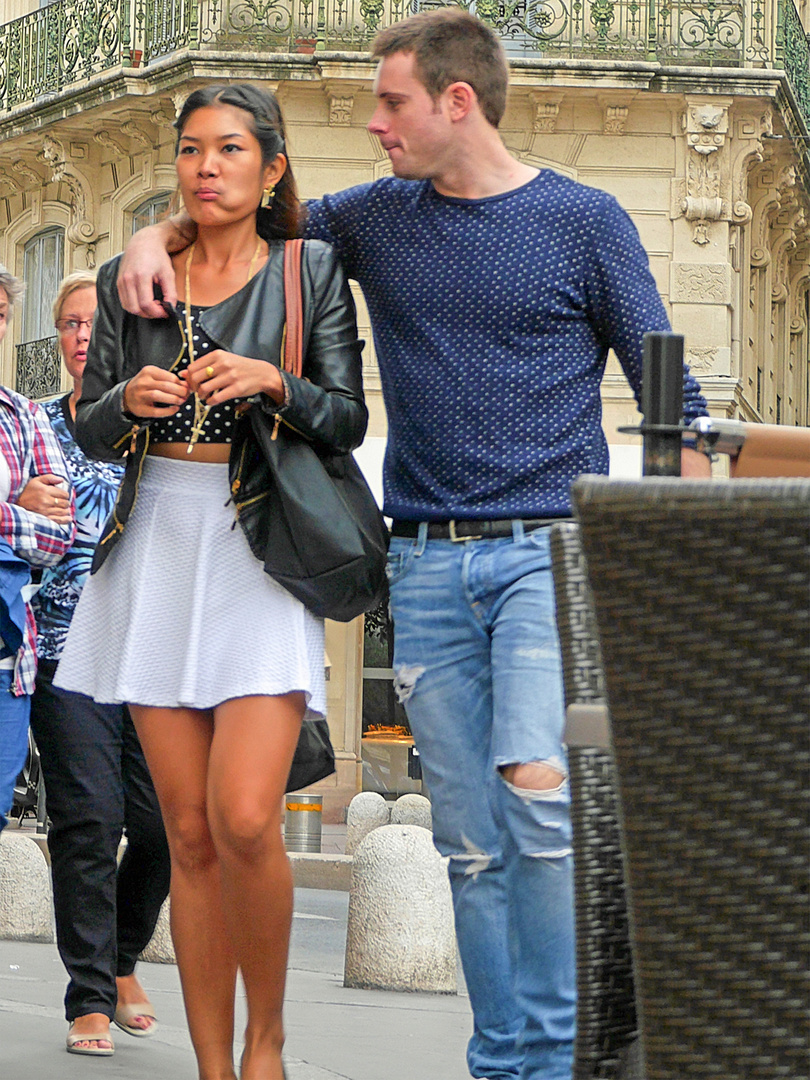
{"left": 390, "top": 518, "right": 570, "bottom": 541}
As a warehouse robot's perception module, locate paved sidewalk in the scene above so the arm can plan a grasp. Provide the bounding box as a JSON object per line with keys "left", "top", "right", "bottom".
{"left": 0, "top": 888, "right": 473, "bottom": 1080}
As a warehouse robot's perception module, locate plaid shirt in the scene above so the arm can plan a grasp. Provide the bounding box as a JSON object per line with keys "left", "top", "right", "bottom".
{"left": 0, "top": 387, "right": 75, "bottom": 694}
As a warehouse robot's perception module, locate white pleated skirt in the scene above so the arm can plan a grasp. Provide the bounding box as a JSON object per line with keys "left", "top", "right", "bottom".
{"left": 54, "top": 456, "right": 326, "bottom": 717}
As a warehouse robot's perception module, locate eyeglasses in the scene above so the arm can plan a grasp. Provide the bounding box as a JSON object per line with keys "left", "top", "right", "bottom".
{"left": 55, "top": 318, "right": 93, "bottom": 334}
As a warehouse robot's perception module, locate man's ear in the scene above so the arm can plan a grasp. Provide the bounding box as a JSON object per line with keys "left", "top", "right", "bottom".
{"left": 444, "top": 81, "right": 477, "bottom": 122}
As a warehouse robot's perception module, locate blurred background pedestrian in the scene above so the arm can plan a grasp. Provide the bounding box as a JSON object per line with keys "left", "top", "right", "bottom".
{"left": 0, "top": 265, "right": 74, "bottom": 832}
{"left": 31, "top": 271, "right": 170, "bottom": 1057}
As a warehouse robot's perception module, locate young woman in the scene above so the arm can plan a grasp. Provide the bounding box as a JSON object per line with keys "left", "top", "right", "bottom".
{"left": 55, "top": 85, "right": 366, "bottom": 1080}
{"left": 31, "top": 271, "right": 170, "bottom": 1058}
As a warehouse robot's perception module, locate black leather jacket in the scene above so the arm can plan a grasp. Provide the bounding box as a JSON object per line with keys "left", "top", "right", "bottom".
{"left": 78, "top": 240, "right": 367, "bottom": 570}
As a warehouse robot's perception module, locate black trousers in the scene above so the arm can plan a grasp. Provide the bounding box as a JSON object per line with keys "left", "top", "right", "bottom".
{"left": 30, "top": 660, "right": 171, "bottom": 1021}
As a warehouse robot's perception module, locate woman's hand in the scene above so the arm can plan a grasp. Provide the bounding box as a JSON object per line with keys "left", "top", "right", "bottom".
{"left": 17, "top": 475, "right": 72, "bottom": 524}
{"left": 123, "top": 366, "right": 189, "bottom": 418}
{"left": 185, "top": 352, "right": 285, "bottom": 407}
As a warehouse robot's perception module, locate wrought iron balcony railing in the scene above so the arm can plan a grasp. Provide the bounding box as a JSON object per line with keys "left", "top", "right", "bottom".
{"left": 15, "top": 337, "right": 62, "bottom": 400}
{"left": 0, "top": 0, "right": 808, "bottom": 126}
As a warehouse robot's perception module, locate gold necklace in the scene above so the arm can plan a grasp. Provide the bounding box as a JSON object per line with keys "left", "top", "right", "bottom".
{"left": 182, "top": 238, "right": 264, "bottom": 453}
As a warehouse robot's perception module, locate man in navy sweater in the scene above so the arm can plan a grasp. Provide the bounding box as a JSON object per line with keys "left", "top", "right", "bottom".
{"left": 118, "top": 12, "right": 710, "bottom": 1077}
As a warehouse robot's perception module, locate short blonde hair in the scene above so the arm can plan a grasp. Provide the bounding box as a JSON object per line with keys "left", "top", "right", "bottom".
{"left": 53, "top": 271, "right": 97, "bottom": 325}
{"left": 0, "top": 265, "right": 25, "bottom": 311}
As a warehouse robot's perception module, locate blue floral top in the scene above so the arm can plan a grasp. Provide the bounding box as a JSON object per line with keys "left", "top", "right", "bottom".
{"left": 32, "top": 395, "right": 123, "bottom": 661}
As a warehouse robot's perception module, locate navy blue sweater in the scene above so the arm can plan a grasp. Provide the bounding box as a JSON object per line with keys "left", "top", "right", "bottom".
{"left": 306, "top": 171, "right": 708, "bottom": 520}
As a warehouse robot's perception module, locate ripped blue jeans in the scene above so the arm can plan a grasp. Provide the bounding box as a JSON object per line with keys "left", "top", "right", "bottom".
{"left": 387, "top": 524, "right": 575, "bottom": 1080}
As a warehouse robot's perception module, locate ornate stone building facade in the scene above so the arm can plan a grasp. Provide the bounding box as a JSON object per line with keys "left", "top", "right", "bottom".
{"left": 1, "top": 0, "right": 808, "bottom": 813}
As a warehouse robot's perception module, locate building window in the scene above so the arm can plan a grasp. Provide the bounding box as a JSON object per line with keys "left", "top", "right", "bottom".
{"left": 17, "top": 228, "right": 64, "bottom": 398}
{"left": 132, "top": 194, "right": 172, "bottom": 234}
{"left": 756, "top": 366, "right": 762, "bottom": 415}
{"left": 22, "top": 228, "right": 63, "bottom": 344}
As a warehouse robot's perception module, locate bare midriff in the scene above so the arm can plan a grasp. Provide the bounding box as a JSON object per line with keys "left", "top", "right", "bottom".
{"left": 149, "top": 442, "right": 231, "bottom": 464}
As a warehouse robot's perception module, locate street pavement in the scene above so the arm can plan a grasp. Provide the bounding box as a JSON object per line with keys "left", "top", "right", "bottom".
{"left": 0, "top": 888, "right": 474, "bottom": 1080}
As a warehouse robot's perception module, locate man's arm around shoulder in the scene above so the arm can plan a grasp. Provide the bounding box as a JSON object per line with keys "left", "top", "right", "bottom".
{"left": 118, "top": 214, "right": 195, "bottom": 318}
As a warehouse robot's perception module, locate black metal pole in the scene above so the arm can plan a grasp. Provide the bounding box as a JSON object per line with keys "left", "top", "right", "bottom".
{"left": 641, "top": 332, "right": 683, "bottom": 477}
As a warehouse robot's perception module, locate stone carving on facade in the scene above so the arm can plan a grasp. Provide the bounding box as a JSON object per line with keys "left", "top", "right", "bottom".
{"left": 672, "top": 101, "right": 770, "bottom": 246}
{"left": 603, "top": 105, "right": 628, "bottom": 135}
{"left": 39, "top": 135, "right": 99, "bottom": 263}
{"left": 597, "top": 92, "right": 634, "bottom": 136}
{"left": 788, "top": 224, "right": 810, "bottom": 337}
{"left": 749, "top": 155, "right": 799, "bottom": 272}
{"left": 729, "top": 111, "right": 771, "bottom": 225}
{"left": 0, "top": 168, "right": 20, "bottom": 194}
{"left": 328, "top": 94, "right": 354, "bottom": 127}
{"left": 530, "top": 94, "right": 563, "bottom": 134}
{"left": 672, "top": 263, "right": 731, "bottom": 304}
{"left": 680, "top": 103, "right": 729, "bottom": 245}
{"left": 122, "top": 121, "right": 154, "bottom": 149}
{"left": 170, "top": 91, "right": 189, "bottom": 118}
{"left": 11, "top": 160, "right": 42, "bottom": 189}
{"left": 322, "top": 81, "right": 362, "bottom": 128}
{"left": 685, "top": 346, "right": 718, "bottom": 372}
{"left": 150, "top": 104, "right": 178, "bottom": 130}
{"left": 770, "top": 205, "right": 805, "bottom": 301}
{"left": 95, "top": 130, "right": 129, "bottom": 158}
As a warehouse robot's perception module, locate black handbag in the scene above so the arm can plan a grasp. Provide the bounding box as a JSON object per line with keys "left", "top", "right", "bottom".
{"left": 286, "top": 716, "right": 335, "bottom": 792}
{"left": 231, "top": 239, "right": 389, "bottom": 623}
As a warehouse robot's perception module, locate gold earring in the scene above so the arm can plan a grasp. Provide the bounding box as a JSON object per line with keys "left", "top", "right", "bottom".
{"left": 261, "top": 185, "right": 275, "bottom": 209}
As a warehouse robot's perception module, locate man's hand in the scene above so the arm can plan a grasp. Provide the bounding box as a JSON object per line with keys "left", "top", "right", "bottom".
{"left": 117, "top": 216, "right": 196, "bottom": 318}
{"left": 681, "top": 446, "right": 712, "bottom": 478}
{"left": 17, "top": 474, "right": 72, "bottom": 524}
{"left": 123, "top": 367, "right": 189, "bottom": 418}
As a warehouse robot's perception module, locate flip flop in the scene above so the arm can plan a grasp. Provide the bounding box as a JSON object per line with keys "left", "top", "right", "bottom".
{"left": 113, "top": 1001, "right": 158, "bottom": 1038}
{"left": 66, "top": 1023, "right": 115, "bottom": 1056}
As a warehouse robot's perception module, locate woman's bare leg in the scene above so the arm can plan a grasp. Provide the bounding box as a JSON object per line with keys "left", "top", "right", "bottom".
{"left": 130, "top": 706, "right": 238, "bottom": 1080}
{"left": 207, "top": 693, "right": 304, "bottom": 1080}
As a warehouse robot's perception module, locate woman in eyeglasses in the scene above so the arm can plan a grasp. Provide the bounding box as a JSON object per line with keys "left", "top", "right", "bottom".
{"left": 30, "top": 272, "right": 170, "bottom": 1058}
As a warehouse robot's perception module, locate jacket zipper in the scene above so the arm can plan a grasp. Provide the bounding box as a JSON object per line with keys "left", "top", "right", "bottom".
{"left": 271, "top": 412, "right": 312, "bottom": 442}
{"left": 99, "top": 427, "right": 151, "bottom": 545}
{"left": 229, "top": 437, "right": 270, "bottom": 524}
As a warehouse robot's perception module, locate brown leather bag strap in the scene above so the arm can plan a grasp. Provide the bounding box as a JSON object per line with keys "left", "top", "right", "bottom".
{"left": 283, "top": 238, "right": 304, "bottom": 380}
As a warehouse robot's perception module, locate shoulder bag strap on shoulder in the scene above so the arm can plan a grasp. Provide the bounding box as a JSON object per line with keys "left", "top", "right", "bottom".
{"left": 283, "top": 238, "right": 304, "bottom": 380}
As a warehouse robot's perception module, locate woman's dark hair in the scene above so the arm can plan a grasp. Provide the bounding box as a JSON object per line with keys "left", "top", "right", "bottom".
{"left": 174, "top": 84, "right": 299, "bottom": 242}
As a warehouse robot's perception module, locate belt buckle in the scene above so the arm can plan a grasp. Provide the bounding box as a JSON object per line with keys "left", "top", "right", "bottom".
{"left": 449, "top": 519, "right": 482, "bottom": 543}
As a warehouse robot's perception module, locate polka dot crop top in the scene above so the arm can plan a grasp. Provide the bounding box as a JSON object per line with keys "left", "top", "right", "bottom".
{"left": 149, "top": 304, "right": 237, "bottom": 444}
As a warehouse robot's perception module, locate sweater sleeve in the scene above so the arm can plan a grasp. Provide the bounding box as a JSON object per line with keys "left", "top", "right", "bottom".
{"left": 586, "top": 194, "right": 709, "bottom": 423}
{"left": 303, "top": 184, "right": 374, "bottom": 283}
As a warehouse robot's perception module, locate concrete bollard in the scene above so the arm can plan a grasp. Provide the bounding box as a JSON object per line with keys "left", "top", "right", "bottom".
{"left": 390, "top": 793, "right": 432, "bottom": 831}
{"left": 140, "top": 897, "right": 175, "bottom": 964}
{"left": 345, "top": 791, "right": 390, "bottom": 855}
{"left": 0, "top": 832, "right": 54, "bottom": 942}
{"left": 344, "top": 824, "right": 456, "bottom": 993}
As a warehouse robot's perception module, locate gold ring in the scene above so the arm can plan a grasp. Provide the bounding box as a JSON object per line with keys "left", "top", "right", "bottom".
{"left": 205, "top": 365, "right": 215, "bottom": 378}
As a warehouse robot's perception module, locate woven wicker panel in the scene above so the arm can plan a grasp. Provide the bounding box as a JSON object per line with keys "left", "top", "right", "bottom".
{"left": 572, "top": 478, "right": 810, "bottom": 1080}
{"left": 551, "top": 523, "right": 639, "bottom": 1079}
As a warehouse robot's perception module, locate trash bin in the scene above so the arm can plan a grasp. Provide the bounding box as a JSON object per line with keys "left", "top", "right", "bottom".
{"left": 284, "top": 793, "right": 322, "bottom": 853}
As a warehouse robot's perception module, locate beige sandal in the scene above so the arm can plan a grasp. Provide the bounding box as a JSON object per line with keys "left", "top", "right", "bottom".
{"left": 113, "top": 1001, "right": 158, "bottom": 1038}
{"left": 66, "top": 1023, "right": 115, "bottom": 1056}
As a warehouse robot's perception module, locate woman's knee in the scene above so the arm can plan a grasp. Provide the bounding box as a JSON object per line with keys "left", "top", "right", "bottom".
{"left": 208, "top": 797, "right": 282, "bottom": 863}
{"left": 164, "top": 805, "right": 216, "bottom": 874}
